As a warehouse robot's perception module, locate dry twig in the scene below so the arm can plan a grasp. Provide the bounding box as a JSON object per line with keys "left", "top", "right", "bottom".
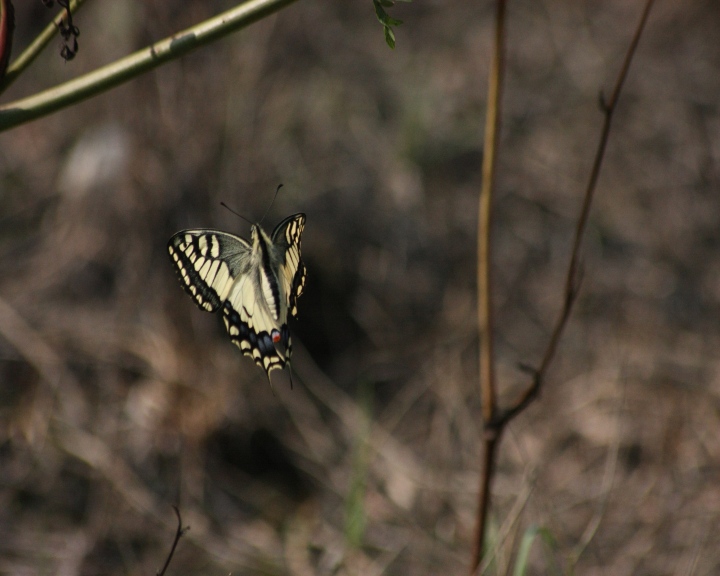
{"left": 470, "top": 1, "right": 656, "bottom": 572}
{"left": 157, "top": 506, "right": 189, "bottom": 576}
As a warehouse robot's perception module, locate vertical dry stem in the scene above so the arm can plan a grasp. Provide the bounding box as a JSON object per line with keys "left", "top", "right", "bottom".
{"left": 470, "top": 0, "right": 655, "bottom": 572}
{"left": 472, "top": 0, "right": 507, "bottom": 572}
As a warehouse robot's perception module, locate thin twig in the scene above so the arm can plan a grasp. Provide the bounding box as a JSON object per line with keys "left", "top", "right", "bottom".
{"left": 493, "top": 0, "right": 655, "bottom": 429}
{"left": 0, "top": 0, "right": 89, "bottom": 93}
{"left": 157, "top": 506, "right": 189, "bottom": 576}
{"left": 471, "top": 0, "right": 507, "bottom": 571}
{"left": 477, "top": 0, "right": 506, "bottom": 425}
{"left": 0, "top": 0, "right": 300, "bottom": 131}
{"left": 470, "top": 0, "right": 655, "bottom": 572}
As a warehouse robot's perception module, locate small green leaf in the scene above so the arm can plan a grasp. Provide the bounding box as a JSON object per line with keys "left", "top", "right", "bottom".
{"left": 372, "top": 0, "right": 408, "bottom": 49}
{"left": 383, "top": 26, "right": 396, "bottom": 49}
{"left": 374, "top": 1, "right": 402, "bottom": 27}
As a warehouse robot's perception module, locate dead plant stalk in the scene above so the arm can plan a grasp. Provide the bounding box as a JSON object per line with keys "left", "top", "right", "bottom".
{"left": 470, "top": 1, "right": 656, "bottom": 573}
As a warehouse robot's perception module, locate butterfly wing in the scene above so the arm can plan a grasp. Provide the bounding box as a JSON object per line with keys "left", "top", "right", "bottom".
{"left": 270, "top": 213, "right": 307, "bottom": 318}
{"left": 222, "top": 276, "right": 292, "bottom": 375}
{"left": 167, "top": 230, "right": 251, "bottom": 312}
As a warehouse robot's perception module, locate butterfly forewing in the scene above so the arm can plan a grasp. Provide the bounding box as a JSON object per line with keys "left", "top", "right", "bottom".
{"left": 167, "top": 213, "right": 306, "bottom": 381}
{"left": 271, "top": 213, "right": 307, "bottom": 317}
{"left": 167, "top": 230, "right": 251, "bottom": 312}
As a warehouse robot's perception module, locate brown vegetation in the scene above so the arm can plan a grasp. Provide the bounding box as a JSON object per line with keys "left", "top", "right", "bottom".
{"left": 1, "top": 1, "right": 719, "bottom": 574}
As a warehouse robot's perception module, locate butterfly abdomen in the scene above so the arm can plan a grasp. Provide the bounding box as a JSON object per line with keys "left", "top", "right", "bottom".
{"left": 254, "top": 225, "right": 284, "bottom": 322}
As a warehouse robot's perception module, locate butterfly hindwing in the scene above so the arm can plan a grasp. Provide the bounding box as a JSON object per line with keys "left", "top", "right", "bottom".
{"left": 222, "top": 277, "right": 292, "bottom": 374}
{"left": 168, "top": 214, "right": 306, "bottom": 381}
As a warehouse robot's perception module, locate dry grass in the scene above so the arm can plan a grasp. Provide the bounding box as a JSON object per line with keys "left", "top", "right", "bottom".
{"left": 1, "top": 0, "right": 719, "bottom": 574}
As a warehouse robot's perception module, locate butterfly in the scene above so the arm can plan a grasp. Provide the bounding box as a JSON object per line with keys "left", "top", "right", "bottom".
{"left": 167, "top": 213, "right": 306, "bottom": 382}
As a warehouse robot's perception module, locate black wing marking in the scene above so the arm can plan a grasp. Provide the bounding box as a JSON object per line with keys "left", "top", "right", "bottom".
{"left": 167, "top": 230, "right": 250, "bottom": 313}
{"left": 271, "top": 213, "right": 307, "bottom": 318}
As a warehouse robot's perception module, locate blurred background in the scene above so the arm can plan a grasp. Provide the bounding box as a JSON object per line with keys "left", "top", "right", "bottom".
{"left": 1, "top": 1, "right": 719, "bottom": 574}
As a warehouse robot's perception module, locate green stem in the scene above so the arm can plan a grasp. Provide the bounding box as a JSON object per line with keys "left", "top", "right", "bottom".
{"left": 0, "top": 0, "right": 300, "bottom": 131}
{"left": 1, "top": 0, "right": 89, "bottom": 93}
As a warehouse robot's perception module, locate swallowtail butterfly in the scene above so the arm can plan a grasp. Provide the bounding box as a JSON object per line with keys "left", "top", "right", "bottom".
{"left": 168, "top": 214, "right": 306, "bottom": 381}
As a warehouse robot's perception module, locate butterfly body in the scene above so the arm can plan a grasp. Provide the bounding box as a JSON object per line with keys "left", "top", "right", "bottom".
{"left": 168, "top": 214, "right": 306, "bottom": 379}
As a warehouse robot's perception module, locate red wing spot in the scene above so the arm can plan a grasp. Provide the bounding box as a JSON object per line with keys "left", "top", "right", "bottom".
{"left": 271, "top": 329, "right": 281, "bottom": 343}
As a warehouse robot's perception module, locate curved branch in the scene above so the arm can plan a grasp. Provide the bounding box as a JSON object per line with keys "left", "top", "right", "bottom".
{"left": 494, "top": 0, "right": 655, "bottom": 430}
{"left": 157, "top": 506, "right": 189, "bottom": 576}
{"left": 0, "top": 0, "right": 300, "bottom": 131}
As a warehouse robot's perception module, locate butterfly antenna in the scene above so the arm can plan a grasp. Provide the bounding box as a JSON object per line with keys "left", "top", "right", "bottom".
{"left": 220, "top": 202, "right": 253, "bottom": 226}
{"left": 288, "top": 365, "right": 294, "bottom": 390}
{"left": 259, "top": 184, "right": 284, "bottom": 225}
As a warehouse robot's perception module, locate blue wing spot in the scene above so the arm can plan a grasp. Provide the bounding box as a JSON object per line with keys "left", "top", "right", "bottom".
{"left": 258, "top": 333, "right": 275, "bottom": 355}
